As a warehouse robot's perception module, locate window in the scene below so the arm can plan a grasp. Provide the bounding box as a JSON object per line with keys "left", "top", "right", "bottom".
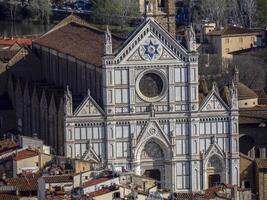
{"left": 225, "top": 48, "right": 230, "bottom": 53}
{"left": 116, "top": 142, "right": 129, "bottom": 158}
{"left": 115, "top": 89, "right": 128, "bottom": 104}
{"left": 176, "top": 162, "right": 190, "bottom": 189}
{"left": 74, "top": 128, "right": 81, "bottom": 140}
{"left": 193, "top": 141, "right": 198, "bottom": 154}
{"left": 115, "top": 70, "right": 128, "bottom": 85}
{"left": 175, "top": 86, "right": 188, "bottom": 101}
{"left": 174, "top": 68, "right": 187, "bottom": 83}
{"left": 115, "top": 125, "right": 130, "bottom": 138}
{"left": 81, "top": 128, "right": 87, "bottom": 139}
{"left": 75, "top": 144, "right": 81, "bottom": 158}
{"left": 205, "top": 122, "right": 211, "bottom": 134}
{"left": 225, "top": 38, "right": 230, "bottom": 43}
{"left": 175, "top": 123, "right": 188, "bottom": 136}
{"left": 92, "top": 142, "right": 105, "bottom": 156}
{"left": 239, "top": 37, "right": 243, "bottom": 43}
{"left": 176, "top": 139, "right": 188, "bottom": 155}
{"left": 192, "top": 86, "right": 197, "bottom": 100}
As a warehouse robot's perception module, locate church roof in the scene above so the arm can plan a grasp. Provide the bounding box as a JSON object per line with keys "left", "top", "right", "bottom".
{"left": 237, "top": 82, "right": 258, "bottom": 100}
{"left": 34, "top": 15, "right": 124, "bottom": 67}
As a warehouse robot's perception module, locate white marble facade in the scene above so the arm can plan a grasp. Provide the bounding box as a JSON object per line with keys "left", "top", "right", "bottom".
{"left": 65, "top": 18, "right": 239, "bottom": 191}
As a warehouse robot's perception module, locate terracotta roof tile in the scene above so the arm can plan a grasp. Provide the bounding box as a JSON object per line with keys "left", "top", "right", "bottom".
{"left": 82, "top": 177, "right": 111, "bottom": 188}
{"left": 237, "top": 82, "right": 258, "bottom": 100}
{"left": 43, "top": 174, "right": 73, "bottom": 183}
{"left": 0, "top": 194, "right": 19, "bottom": 200}
{"left": 208, "top": 26, "right": 259, "bottom": 36}
{"left": 6, "top": 173, "right": 40, "bottom": 191}
{"left": 13, "top": 149, "right": 39, "bottom": 161}
{"left": 0, "top": 139, "right": 18, "bottom": 154}
{"left": 34, "top": 18, "right": 124, "bottom": 67}
{"left": 0, "top": 37, "right": 34, "bottom": 46}
{"left": 88, "top": 188, "right": 112, "bottom": 198}
{"left": 174, "top": 192, "right": 207, "bottom": 200}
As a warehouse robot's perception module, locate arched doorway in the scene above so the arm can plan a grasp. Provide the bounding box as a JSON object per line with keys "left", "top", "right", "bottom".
{"left": 139, "top": 140, "right": 165, "bottom": 185}
{"left": 205, "top": 154, "right": 225, "bottom": 188}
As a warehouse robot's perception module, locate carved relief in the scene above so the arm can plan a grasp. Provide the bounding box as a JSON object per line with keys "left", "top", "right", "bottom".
{"left": 141, "top": 141, "right": 164, "bottom": 159}
{"left": 139, "top": 37, "right": 162, "bottom": 61}
{"left": 207, "top": 155, "right": 224, "bottom": 173}
{"left": 202, "top": 95, "right": 226, "bottom": 112}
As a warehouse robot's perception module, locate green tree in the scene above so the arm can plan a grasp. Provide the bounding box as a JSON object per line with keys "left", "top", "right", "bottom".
{"left": 257, "top": 0, "right": 267, "bottom": 27}
{"left": 91, "top": 0, "right": 140, "bottom": 27}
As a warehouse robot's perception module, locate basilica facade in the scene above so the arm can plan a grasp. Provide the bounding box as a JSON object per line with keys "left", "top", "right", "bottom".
{"left": 63, "top": 18, "right": 239, "bottom": 191}
{"left": 5, "top": 0, "right": 240, "bottom": 192}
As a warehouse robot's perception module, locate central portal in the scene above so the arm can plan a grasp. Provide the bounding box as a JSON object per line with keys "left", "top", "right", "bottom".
{"left": 144, "top": 169, "right": 161, "bottom": 181}
{"left": 139, "top": 140, "right": 165, "bottom": 187}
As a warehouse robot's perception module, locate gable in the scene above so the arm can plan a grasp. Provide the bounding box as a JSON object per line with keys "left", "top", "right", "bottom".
{"left": 137, "top": 121, "right": 170, "bottom": 146}
{"left": 200, "top": 93, "right": 229, "bottom": 112}
{"left": 74, "top": 95, "right": 105, "bottom": 117}
{"left": 114, "top": 19, "right": 188, "bottom": 65}
{"left": 81, "top": 145, "right": 100, "bottom": 163}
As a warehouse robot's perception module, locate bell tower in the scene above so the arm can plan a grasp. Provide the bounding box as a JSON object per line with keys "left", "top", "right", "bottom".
{"left": 140, "top": 0, "right": 176, "bottom": 37}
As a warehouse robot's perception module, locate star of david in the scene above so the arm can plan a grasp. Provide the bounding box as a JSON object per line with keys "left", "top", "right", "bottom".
{"left": 143, "top": 41, "right": 160, "bottom": 60}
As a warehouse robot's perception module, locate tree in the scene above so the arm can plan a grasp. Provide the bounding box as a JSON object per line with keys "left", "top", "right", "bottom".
{"left": 232, "top": 56, "right": 266, "bottom": 89}
{"left": 5, "top": 0, "right": 20, "bottom": 21}
{"left": 91, "top": 0, "right": 140, "bottom": 27}
{"left": 257, "top": 0, "right": 267, "bottom": 27}
{"left": 31, "top": 0, "right": 52, "bottom": 24}
{"left": 240, "top": 0, "right": 257, "bottom": 28}
{"left": 200, "top": 0, "right": 228, "bottom": 26}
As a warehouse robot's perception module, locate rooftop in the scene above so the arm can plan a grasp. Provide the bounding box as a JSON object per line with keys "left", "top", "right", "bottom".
{"left": 82, "top": 176, "right": 113, "bottom": 188}
{"left": 13, "top": 149, "right": 39, "bottom": 161}
{"left": 43, "top": 174, "right": 73, "bottom": 183}
{"left": 6, "top": 173, "right": 40, "bottom": 192}
{"left": 237, "top": 82, "right": 258, "bottom": 100}
{"left": 0, "top": 36, "right": 35, "bottom": 46}
{"left": 208, "top": 26, "right": 259, "bottom": 36}
{"left": 0, "top": 194, "right": 19, "bottom": 200}
{"left": 34, "top": 15, "right": 124, "bottom": 67}
{"left": 0, "top": 139, "right": 17, "bottom": 153}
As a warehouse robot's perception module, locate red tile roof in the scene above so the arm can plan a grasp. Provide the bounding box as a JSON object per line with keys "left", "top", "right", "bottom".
{"left": 0, "top": 37, "right": 35, "bottom": 46}
{"left": 43, "top": 174, "right": 73, "bottom": 183}
{"left": 13, "top": 149, "right": 39, "bottom": 161}
{"left": 88, "top": 188, "right": 112, "bottom": 198}
{"left": 175, "top": 192, "right": 207, "bottom": 200}
{"left": 6, "top": 173, "right": 40, "bottom": 191}
{"left": 0, "top": 194, "right": 19, "bottom": 200}
{"left": 34, "top": 15, "right": 124, "bottom": 67}
{"left": 0, "top": 139, "right": 18, "bottom": 154}
{"left": 208, "top": 26, "right": 259, "bottom": 36}
{"left": 82, "top": 177, "right": 111, "bottom": 188}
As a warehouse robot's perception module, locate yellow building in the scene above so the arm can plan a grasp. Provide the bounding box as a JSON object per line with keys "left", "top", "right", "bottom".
{"left": 207, "top": 26, "right": 259, "bottom": 59}
{"left": 255, "top": 159, "right": 267, "bottom": 200}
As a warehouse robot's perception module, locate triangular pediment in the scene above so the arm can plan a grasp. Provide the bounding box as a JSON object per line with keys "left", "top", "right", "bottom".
{"left": 74, "top": 93, "right": 105, "bottom": 117}
{"left": 137, "top": 121, "right": 170, "bottom": 147}
{"left": 200, "top": 91, "right": 229, "bottom": 112}
{"left": 81, "top": 144, "right": 101, "bottom": 163}
{"left": 204, "top": 140, "right": 225, "bottom": 162}
{"left": 114, "top": 18, "right": 188, "bottom": 65}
